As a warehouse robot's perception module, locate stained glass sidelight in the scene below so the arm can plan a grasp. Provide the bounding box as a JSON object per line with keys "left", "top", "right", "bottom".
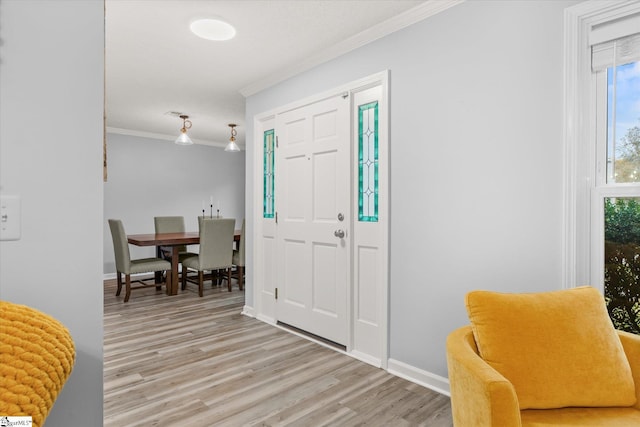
{"left": 263, "top": 129, "right": 275, "bottom": 218}
{"left": 358, "top": 101, "right": 378, "bottom": 222}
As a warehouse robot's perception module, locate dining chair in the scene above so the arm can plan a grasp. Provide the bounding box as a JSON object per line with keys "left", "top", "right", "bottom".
{"left": 154, "top": 216, "right": 197, "bottom": 279}
{"left": 231, "top": 219, "right": 245, "bottom": 290}
{"left": 196, "top": 215, "right": 227, "bottom": 285}
{"left": 198, "top": 215, "right": 223, "bottom": 226}
{"left": 181, "top": 218, "right": 235, "bottom": 296}
{"left": 108, "top": 219, "right": 172, "bottom": 302}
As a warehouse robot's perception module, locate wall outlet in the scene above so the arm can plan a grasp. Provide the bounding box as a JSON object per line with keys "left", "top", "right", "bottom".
{"left": 0, "top": 195, "right": 21, "bottom": 241}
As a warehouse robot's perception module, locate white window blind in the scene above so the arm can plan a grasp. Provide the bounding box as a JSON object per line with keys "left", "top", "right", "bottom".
{"left": 591, "top": 12, "right": 640, "bottom": 71}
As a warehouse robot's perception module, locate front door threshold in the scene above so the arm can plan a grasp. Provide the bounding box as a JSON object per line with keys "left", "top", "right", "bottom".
{"left": 277, "top": 321, "right": 347, "bottom": 351}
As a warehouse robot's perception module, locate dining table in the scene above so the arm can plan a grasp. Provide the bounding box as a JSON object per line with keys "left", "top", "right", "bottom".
{"left": 127, "top": 230, "right": 241, "bottom": 296}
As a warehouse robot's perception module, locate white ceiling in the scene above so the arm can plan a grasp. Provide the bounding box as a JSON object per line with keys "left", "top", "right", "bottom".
{"left": 105, "top": 0, "right": 438, "bottom": 149}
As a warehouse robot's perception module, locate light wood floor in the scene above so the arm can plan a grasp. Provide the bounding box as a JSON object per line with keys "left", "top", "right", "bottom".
{"left": 104, "top": 278, "right": 453, "bottom": 426}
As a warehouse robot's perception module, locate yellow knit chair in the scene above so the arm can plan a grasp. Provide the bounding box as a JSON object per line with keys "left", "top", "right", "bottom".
{"left": 0, "top": 301, "right": 75, "bottom": 427}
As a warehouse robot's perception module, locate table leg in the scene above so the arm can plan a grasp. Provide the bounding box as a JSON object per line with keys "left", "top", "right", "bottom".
{"left": 169, "top": 246, "right": 180, "bottom": 295}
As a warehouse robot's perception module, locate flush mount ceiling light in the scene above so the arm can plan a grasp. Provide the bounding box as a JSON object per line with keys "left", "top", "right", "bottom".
{"left": 225, "top": 123, "right": 241, "bottom": 152}
{"left": 175, "top": 115, "right": 193, "bottom": 145}
{"left": 190, "top": 18, "right": 236, "bottom": 41}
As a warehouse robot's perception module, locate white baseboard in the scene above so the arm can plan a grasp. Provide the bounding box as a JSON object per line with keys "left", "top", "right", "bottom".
{"left": 349, "top": 350, "right": 382, "bottom": 368}
{"left": 241, "top": 304, "right": 256, "bottom": 318}
{"left": 387, "top": 358, "right": 450, "bottom": 396}
{"left": 256, "top": 313, "right": 276, "bottom": 324}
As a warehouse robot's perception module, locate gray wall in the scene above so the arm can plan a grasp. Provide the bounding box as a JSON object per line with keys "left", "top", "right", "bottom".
{"left": 245, "top": 0, "right": 579, "bottom": 378}
{"left": 103, "top": 133, "right": 246, "bottom": 274}
{"left": 0, "top": 0, "right": 104, "bottom": 425}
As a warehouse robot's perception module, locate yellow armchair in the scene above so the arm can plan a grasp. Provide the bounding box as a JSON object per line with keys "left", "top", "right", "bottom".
{"left": 619, "top": 330, "right": 640, "bottom": 410}
{"left": 447, "top": 326, "right": 521, "bottom": 426}
{"left": 446, "top": 287, "right": 640, "bottom": 426}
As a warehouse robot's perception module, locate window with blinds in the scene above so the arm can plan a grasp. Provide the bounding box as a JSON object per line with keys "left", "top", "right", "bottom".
{"left": 590, "top": 12, "right": 640, "bottom": 334}
{"left": 591, "top": 17, "right": 640, "bottom": 184}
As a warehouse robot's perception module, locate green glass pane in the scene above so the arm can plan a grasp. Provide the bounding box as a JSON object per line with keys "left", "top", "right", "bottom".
{"left": 263, "top": 129, "right": 275, "bottom": 219}
{"left": 358, "top": 101, "right": 378, "bottom": 222}
{"left": 604, "top": 197, "right": 640, "bottom": 335}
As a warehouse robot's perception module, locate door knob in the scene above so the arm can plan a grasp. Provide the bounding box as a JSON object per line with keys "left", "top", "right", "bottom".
{"left": 334, "top": 229, "right": 345, "bottom": 238}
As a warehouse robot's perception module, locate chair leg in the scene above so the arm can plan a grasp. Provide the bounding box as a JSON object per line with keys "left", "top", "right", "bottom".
{"left": 116, "top": 272, "right": 123, "bottom": 296}
{"left": 227, "top": 268, "right": 232, "bottom": 292}
{"left": 154, "top": 247, "right": 162, "bottom": 283}
{"left": 156, "top": 268, "right": 165, "bottom": 290}
{"left": 198, "top": 271, "right": 204, "bottom": 297}
{"left": 124, "top": 274, "right": 132, "bottom": 303}
{"left": 237, "top": 266, "right": 244, "bottom": 291}
{"left": 181, "top": 267, "right": 187, "bottom": 290}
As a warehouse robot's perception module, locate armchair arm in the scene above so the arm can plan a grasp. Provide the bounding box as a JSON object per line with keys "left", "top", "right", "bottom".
{"left": 446, "top": 326, "right": 522, "bottom": 427}
{"left": 617, "top": 330, "right": 640, "bottom": 409}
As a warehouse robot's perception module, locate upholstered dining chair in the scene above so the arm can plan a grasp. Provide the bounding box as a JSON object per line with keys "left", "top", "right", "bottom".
{"left": 197, "top": 215, "right": 223, "bottom": 226}
{"left": 181, "top": 218, "right": 235, "bottom": 296}
{"left": 108, "top": 219, "right": 172, "bottom": 302}
{"left": 154, "top": 216, "right": 197, "bottom": 278}
{"left": 196, "top": 215, "right": 229, "bottom": 285}
{"left": 231, "top": 219, "right": 245, "bottom": 290}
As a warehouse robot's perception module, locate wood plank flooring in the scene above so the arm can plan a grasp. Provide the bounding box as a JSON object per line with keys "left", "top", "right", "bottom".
{"left": 104, "top": 278, "right": 453, "bottom": 426}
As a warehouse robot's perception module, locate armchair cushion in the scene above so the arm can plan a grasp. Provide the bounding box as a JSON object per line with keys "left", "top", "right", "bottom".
{"left": 465, "top": 286, "right": 636, "bottom": 409}
{"left": 0, "top": 301, "right": 75, "bottom": 427}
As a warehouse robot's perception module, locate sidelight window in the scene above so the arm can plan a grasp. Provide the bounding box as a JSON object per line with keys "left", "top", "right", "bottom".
{"left": 358, "top": 101, "right": 379, "bottom": 222}
{"left": 263, "top": 129, "right": 275, "bottom": 219}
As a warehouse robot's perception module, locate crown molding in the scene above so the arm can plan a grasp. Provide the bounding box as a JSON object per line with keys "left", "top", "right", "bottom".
{"left": 239, "top": 0, "right": 464, "bottom": 97}
{"left": 106, "top": 126, "right": 239, "bottom": 150}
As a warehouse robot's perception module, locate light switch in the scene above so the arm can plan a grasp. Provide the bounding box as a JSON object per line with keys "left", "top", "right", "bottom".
{"left": 0, "top": 195, "right": 21, "bottom": 241}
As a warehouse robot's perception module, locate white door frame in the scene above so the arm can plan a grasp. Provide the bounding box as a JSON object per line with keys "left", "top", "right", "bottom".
{"left": 251, "top": 70, "right": 390, "bottom": 367}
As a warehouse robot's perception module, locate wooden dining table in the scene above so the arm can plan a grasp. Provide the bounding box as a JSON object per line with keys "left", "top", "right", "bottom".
{"left": 127, "top": 231, "right": 241, "bottom": 296}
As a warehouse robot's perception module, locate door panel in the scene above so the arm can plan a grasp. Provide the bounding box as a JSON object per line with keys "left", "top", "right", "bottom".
{"left": 282, "top": 238, "right": 307, "bottom": 306}
{"left": 313, "top": 242, "right": 339, "bottom": 315}
{"left": 313, "top": 151, "right": 338, "bottom": 221}
{"left": 276, "top": 94, "right": 349, "bottom": 345}
{"left": 283, "top": 155, "right": 308, "bottom": 220}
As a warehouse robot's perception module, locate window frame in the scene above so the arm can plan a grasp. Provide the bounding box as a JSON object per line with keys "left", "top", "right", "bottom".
{"left": 564, "top": 0, "right": 640, "bottom": 291}
{"left": 592, "top": 67, "right": 640, "bottom": 289}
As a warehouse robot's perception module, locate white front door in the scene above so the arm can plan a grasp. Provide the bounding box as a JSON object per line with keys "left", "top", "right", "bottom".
{"left": 275, "top": 94, "right": 350, "bottom": 345}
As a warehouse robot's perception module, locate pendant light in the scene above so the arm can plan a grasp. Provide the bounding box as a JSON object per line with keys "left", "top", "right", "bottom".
{"left": 225, "top": 123, "right": 241, "bottom": 152}
{"left": 175, "top": 115, "right": 193, "bottom": 145}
